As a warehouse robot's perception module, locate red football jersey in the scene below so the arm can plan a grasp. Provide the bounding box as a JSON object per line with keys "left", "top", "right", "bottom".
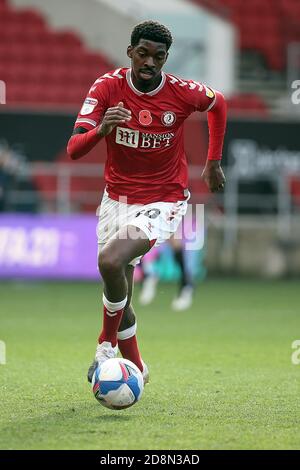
{"left": 74, "top": 67, "right": 216, "bottom": 204}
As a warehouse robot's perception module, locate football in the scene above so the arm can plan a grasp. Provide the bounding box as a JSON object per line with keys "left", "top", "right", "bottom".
{"left": 92, "top": 358, "right": 144, "bottom": 410}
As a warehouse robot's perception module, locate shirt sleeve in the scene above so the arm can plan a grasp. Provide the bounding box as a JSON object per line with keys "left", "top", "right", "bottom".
{"left": 74, "top": 78, "right": 110, "bottom": 131}
{"left": 181, "top": 80, "right": 226, "bottom": 160}
{"left": 67, "top": 127, "right": 102, "bottom": 160}
{"left": 186, "top": 81, "right": 217, "bottom": 113}
{"left": 207, "top": 90, "right": 227, "bottom": 161}
{"left": 67, "top": 77, "right": 110, "bottom": 159}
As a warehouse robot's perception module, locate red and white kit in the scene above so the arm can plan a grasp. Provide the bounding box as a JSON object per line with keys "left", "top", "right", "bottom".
{"left": 68, "top": 67, "right": 226, "bottom": 257}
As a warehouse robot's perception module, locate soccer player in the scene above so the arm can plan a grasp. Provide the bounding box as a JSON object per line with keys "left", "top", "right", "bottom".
{"left": 67, "top": 20, "right": 227, "bottom": 384}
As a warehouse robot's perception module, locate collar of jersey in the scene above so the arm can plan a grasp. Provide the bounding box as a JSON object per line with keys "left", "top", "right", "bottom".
{"left": 126, "top": 68, "right": 166, "bottom": 96}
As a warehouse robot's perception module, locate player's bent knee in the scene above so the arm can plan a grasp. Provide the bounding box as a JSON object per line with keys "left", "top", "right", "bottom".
{"left": 98, "top": 249, "right": 124, "bottom": 277}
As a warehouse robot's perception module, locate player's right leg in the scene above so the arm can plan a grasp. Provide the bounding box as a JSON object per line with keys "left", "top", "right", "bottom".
{"left": 88, "top": 191, "right": 151, "bottom": 383}
{"left": 88, "top": 263, "right": 149, "bottom": 384}
{"left": 88, "top": 226, "right": 150, "bottom": 383}
{"left": 88, "top": 193, "right": 188, "bottom": 383}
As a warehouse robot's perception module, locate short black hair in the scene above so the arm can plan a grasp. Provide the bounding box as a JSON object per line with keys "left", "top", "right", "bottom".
{"left": 131, "top": 20, "right": 173, "bottom": 51}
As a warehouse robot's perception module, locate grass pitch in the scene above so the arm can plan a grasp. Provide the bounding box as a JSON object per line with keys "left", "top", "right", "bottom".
{"left": 0, "top": 279, "right": 299, "bottom": 450}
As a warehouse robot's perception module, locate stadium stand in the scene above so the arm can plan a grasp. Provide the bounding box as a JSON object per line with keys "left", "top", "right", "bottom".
{"left": 1, "top": 0, "right": 273, "bottom": 113}
{"left": 226, "top": 93, "right": 269, "bottom": 115}
{"left": 193, "top": 0, "right": 300, "bottom": 71}
{"left": 0, "top": 0, "right": 273, "bottom": 208}
{"left": 0, "top": 0, "right": 115, "bottom": 107}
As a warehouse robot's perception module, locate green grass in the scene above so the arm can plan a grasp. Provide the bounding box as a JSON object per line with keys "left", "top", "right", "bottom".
{"left": 0, "top": 279, "right": 299, "bottom": 450}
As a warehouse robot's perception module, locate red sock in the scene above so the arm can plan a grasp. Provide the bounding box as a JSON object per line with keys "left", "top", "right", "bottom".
{"left": 118, "top": 324, "right": 143, "bottom": 372}
{"left": 98, "top": 295, "right": 127, "bottom": 348}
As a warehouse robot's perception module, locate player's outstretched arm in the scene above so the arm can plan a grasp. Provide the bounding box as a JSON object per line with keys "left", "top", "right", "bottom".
{"left": 201, "top": 91, "right": 227, "bottom": 192}
{"left": 67, "top": 102, "right": 131, "bottom": 160}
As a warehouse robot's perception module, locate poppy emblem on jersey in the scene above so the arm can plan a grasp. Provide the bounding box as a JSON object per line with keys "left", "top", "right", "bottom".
{"left": 161, "top": 111, "right": 176, "bottom": 127}
{"left": 139, "top": 110, "right": 152, "bottom": 126}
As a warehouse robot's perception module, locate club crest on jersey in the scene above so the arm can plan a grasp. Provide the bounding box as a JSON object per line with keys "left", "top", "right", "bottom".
{"left": 80, "top": 98, "right": 98, "bottom": 115}
{"left": 139, "top": 110, "right": 152, "bottom": 126}
{"left": 161, "top": 111, "right": 176, "bottom": 127}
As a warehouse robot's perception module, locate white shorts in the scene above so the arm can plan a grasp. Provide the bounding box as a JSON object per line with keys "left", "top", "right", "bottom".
{"left": 97, "top": 190, "right": 188, "bottom": 266}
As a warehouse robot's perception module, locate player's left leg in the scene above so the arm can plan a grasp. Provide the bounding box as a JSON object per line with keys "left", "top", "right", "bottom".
{"left": 117, "top": 265, "right": 149, "bottom": 383}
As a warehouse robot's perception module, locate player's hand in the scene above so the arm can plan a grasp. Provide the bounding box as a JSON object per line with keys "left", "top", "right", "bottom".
{"left": 97, "top": 102, "right": 131, "bottom": 136}
{"left": 201, "top": 160, "right": 226, "bottom": 193}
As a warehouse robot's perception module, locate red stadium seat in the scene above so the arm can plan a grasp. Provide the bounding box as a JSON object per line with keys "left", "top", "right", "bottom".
{"left": 0, "top": 0, "right": 114, "bottom": 107}
{"left": 55, "top": 31, "right": 83, "bottom": 48}
{"left": 227, "top": 93, "right": 269, "bottom": 116}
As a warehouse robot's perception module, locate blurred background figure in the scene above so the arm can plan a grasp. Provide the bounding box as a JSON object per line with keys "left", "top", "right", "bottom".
{"left": 139, "top": 238, "right": 195, "bottom": 311}
{"left": 139, "top": 248, "right": 160, "bottom": 307}
{"left": 0, "top": 141, "right": 16, "bottom": 212}
{"left": 139, "top": 215, "right": 204, "bottom": 311}
{"left": 169, "top": 236, "right": 195, "bottom": 311}
{"left": 0, "top": 140, "right": 38, "bottom": 213}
